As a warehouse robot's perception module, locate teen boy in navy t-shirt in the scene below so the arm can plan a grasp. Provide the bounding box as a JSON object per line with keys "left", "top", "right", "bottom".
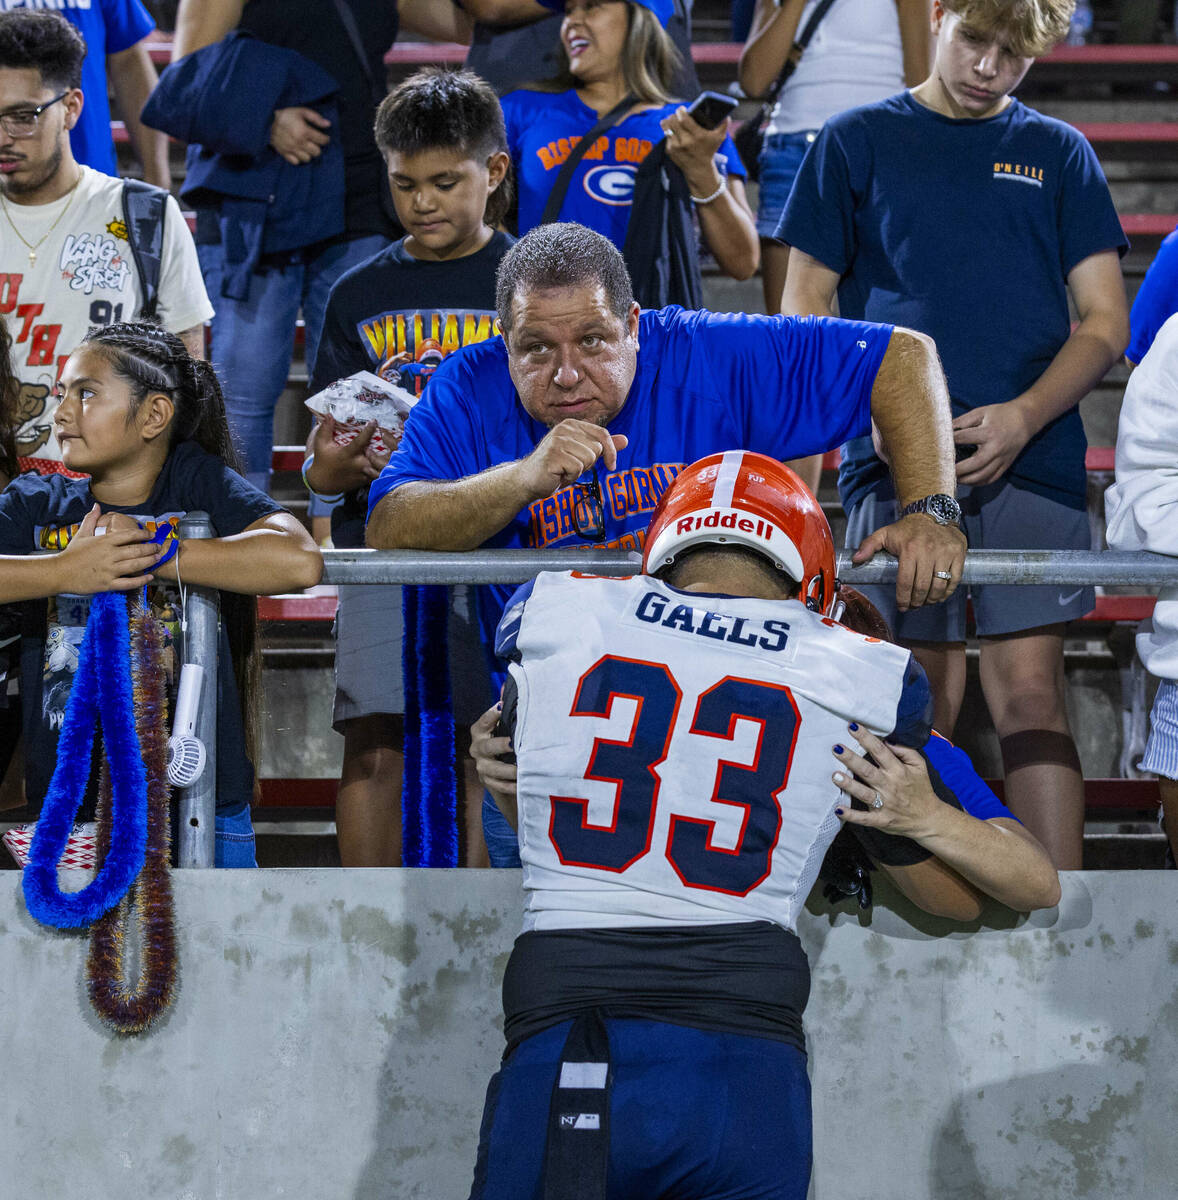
{"left": 306, "top": 70, "right": 514, "bottom": 869}
{"left": 778, "top": 0, "right": 1129, "bottom": 870}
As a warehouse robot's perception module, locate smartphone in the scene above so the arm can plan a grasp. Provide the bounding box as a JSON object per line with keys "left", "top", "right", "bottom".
{"left": 685, "top": 90, "right": 739, "bottom": 130}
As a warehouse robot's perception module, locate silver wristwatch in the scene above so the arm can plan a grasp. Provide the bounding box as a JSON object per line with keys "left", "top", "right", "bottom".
{"left": 899, "top": 494, "right": 962, "bottom": 526}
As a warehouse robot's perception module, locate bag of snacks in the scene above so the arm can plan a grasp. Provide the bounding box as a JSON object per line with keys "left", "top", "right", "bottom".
{"left": 304, "top": 371, "right": 418, "bottom": 454}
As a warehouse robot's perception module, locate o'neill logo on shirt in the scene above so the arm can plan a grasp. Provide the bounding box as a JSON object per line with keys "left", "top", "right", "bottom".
{"left": 993, "top": 161, "right": 1045, "bottom": 188}
{"left": 583, "top": 164, "right": 636, "bottom": 206}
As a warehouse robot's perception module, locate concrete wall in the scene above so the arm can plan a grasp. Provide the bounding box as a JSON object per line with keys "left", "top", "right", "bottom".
{"left": 0, "top": 870, "right": 1173, "bottom": 1200}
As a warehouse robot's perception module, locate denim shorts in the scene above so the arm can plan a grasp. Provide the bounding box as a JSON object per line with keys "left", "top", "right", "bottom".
{"left": 481, "top": 793, "right": 522, "bottom": 868}
{"left": 215, "top": 804, "right": 257, "bottom": 869}
{"left": 757, "top": 129, "right": 818, "bottom": 239}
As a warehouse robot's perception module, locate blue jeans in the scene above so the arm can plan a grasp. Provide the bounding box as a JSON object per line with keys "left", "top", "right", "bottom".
{"left": 215, "top": 804, "right": 258, "bottom": 869}
{"left": 482, "top": 792, "right": 522, "bottom": 868}
{"left": 197, "top": 233, "right": 389, "bottom": 495}
{"left": 756, "top": 130, "right": 818, "bottom": 239}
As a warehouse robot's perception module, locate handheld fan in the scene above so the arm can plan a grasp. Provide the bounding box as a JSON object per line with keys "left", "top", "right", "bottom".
{"left": 166, "top": 663, "right": 207, "bottom": 787}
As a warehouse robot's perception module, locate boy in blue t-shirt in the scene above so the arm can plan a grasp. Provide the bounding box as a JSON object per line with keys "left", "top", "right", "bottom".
{"left": 778, "top": 0, "right": 1129, "bottom": 870}
{"left": 305, "top": 69, "right": 514, "bottom": 868}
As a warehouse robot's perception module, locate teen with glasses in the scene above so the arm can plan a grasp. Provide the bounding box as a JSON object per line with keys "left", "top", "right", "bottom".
{"left": 0, "top": 10, "right": 211, "bottom": 479}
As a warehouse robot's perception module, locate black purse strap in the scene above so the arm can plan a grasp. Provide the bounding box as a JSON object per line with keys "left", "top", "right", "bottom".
{"left": 759, "top": 0, "right": 841, "bottom": 107}
{"left": 541, "top": 95, "right": 639, "bottom": 225}
{"left": 330, "top": 0, "right": 383, "bottom": 106}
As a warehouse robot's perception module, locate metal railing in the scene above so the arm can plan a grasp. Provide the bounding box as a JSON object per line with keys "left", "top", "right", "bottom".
{"left": 314, "top": 547, "right": 1178, "bottom": 587}
{"left": 177, "top": 543, "right": 1176, "bottom": 866}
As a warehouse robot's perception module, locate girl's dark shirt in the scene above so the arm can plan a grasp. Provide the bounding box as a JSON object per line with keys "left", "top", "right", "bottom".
{"left": 0, "top": 442, "right": 282, "bottom": 819}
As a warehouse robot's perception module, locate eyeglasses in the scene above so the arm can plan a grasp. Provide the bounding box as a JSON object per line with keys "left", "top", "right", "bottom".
{"left": 571, "top": 471, "right": 606, "bottom": 543}
{"left": 0, "top": 93, "right": 68, "bottom": 138}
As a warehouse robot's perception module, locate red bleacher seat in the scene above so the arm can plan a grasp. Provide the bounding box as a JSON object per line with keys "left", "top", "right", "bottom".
{"left": 1073, "top": 122, "right": 1178, "bottom": 158}
{"left": 144, "top": 37, "right": 1178, "bottom": 74}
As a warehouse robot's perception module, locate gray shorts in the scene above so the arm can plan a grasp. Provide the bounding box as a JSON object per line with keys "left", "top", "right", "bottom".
{"left": 844, "top": 481, "right": 1095, "bottom": 641}
{"left": 332, "top": 583, "right": 495, "bottom": 730}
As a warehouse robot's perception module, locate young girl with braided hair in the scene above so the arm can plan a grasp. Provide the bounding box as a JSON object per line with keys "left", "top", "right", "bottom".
{"left": 0, "top": 322, "right": 322, "bottom": 867}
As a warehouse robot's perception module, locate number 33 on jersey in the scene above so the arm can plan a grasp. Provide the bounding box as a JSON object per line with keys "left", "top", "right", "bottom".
{"left": 495, "top": 572, "right": 931, "bottom": 934}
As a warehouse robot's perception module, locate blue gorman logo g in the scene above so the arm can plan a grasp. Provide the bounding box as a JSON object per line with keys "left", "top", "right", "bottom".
{"left": 583, "top": 164, "right": 636, "bottom": 206}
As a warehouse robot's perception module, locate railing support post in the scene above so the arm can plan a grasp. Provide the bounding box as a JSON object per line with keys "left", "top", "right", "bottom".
{"left": 177, "top": 512, "right": 218, "bottom": 869}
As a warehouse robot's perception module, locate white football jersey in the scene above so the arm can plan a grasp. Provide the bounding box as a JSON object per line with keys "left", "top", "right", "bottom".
{"left": 497, "top": 572, "right": 923, "bottom": 933}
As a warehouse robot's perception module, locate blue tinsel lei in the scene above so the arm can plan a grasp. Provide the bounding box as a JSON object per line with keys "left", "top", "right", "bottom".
{"left": 23, "top": 592, "right": 148, "bottom": 929}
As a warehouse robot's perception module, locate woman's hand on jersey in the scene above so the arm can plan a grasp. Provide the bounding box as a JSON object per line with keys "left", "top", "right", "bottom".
{"left": 661, "top": 105, "right": 729, "bottom": 196}
{"left": 269, "top": 106, "right": 331, "bottom": 165}
{"left": 953, "top": 402, "right": 1034, "bottom": 487}
{"left": 515, "top": 420, "right": 629, "bottom": 501}
{"left": 55, "top": 503, "right": 161, "bottom": 593}
{"left": 471, "top": 703, "right": 518, "bottom": 828}
{"left": 831, "top": 724, "right": 945, "bottom": 842}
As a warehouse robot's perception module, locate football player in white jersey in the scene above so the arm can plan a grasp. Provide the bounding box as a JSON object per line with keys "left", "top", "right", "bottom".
{"left": 466, "top": 450, "right": 1058, "bottom": 1200}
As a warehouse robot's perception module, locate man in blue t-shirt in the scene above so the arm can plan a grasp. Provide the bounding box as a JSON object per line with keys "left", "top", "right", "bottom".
{"left": 368, "top": 219, "right": 967, "bottom": 653}
{"left": 0, "top": 0, "right": 171, "bottom": 187}
{"left": 777, "top": 0, "right": 1129, "bottom": 871}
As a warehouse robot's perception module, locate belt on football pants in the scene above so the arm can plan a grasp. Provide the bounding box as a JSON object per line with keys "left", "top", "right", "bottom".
{"left": 543, "top": 1009, "right": 613, "bottom": 1200}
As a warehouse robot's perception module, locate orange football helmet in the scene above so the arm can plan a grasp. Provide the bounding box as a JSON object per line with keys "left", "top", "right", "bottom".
{"left": 642, "top": 450, "right": 837, "bottom": 614}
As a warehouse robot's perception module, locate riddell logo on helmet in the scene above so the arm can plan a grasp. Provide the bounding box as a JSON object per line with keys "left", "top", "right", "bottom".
{"left": 675, "top": 511, "right": 775, "bottom": 541}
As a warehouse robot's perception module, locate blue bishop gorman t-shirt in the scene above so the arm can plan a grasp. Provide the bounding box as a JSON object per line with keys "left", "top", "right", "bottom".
{"left": 369, "top": 307, "right": 892, "bottom": 653}
{"left": 777, "top": 92, "right": 1127, "bottom": 513}
{"left": 501, "top": 88, "right": 746, "bottom": 246}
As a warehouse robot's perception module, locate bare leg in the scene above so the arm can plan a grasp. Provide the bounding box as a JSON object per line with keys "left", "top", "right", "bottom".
{"left": 1158, "top": 777, "right": 1178, "bottom": 866}
{"left": 905, "top": 640, "right": 967, "bottom": 738}
{"left": 980, "top": 626, "right": 1085, "bottom": 870}
{"left": 335, "top": 713, "right": 403, "bottom": 867}
{"left": 786, "top": 453, "right": 825, "bottom": 497}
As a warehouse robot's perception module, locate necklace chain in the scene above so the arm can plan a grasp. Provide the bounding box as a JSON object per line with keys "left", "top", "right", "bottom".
{"left": 1, "top": 168, "right": 83, "bottom": 266}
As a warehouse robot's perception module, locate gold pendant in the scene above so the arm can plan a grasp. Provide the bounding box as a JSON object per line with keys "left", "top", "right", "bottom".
{"left": 28, "top": 249, "right": 36, "bottom": 267}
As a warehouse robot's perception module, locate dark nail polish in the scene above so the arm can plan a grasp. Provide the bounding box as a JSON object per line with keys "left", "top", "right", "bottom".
{"left": 835, "top": 808, "right": 845, "bottom": 816}
{"left": 848, "top": 722, "right": 859, "bottom": 732}
{"left": 833, "top": 744, "right": 844, "bottom": 754}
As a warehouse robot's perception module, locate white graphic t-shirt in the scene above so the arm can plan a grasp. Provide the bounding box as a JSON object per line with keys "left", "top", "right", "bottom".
{"left": 1, "top": 166, "right": 213, "bottom": 475}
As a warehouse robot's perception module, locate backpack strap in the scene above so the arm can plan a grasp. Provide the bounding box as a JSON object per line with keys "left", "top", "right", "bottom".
{"left": 121, "top": 179, "right": 169, "bottom": 321}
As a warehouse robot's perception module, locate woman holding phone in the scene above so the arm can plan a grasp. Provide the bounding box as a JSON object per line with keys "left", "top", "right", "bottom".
{"left": 501, "top": 0, "right": 759, "bottom": 281}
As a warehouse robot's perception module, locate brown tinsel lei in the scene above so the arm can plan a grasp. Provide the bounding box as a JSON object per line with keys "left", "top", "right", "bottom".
{"left": 86, "top": 605, "right": 177, "bottom": 1034}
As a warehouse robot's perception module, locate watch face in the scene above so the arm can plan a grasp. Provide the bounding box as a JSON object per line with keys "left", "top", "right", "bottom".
{"left": 929, "top": 494, "right": 961, "bottom": 524}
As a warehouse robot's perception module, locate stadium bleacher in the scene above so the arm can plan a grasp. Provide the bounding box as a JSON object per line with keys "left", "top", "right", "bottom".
{"left": 100, "top": 30, "right": 1177, "bottom": 867}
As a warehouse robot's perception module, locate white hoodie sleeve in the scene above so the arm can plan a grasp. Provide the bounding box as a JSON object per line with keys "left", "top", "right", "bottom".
{"left": 1105, "top": 313, "right": 1178, "bottom": 677}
